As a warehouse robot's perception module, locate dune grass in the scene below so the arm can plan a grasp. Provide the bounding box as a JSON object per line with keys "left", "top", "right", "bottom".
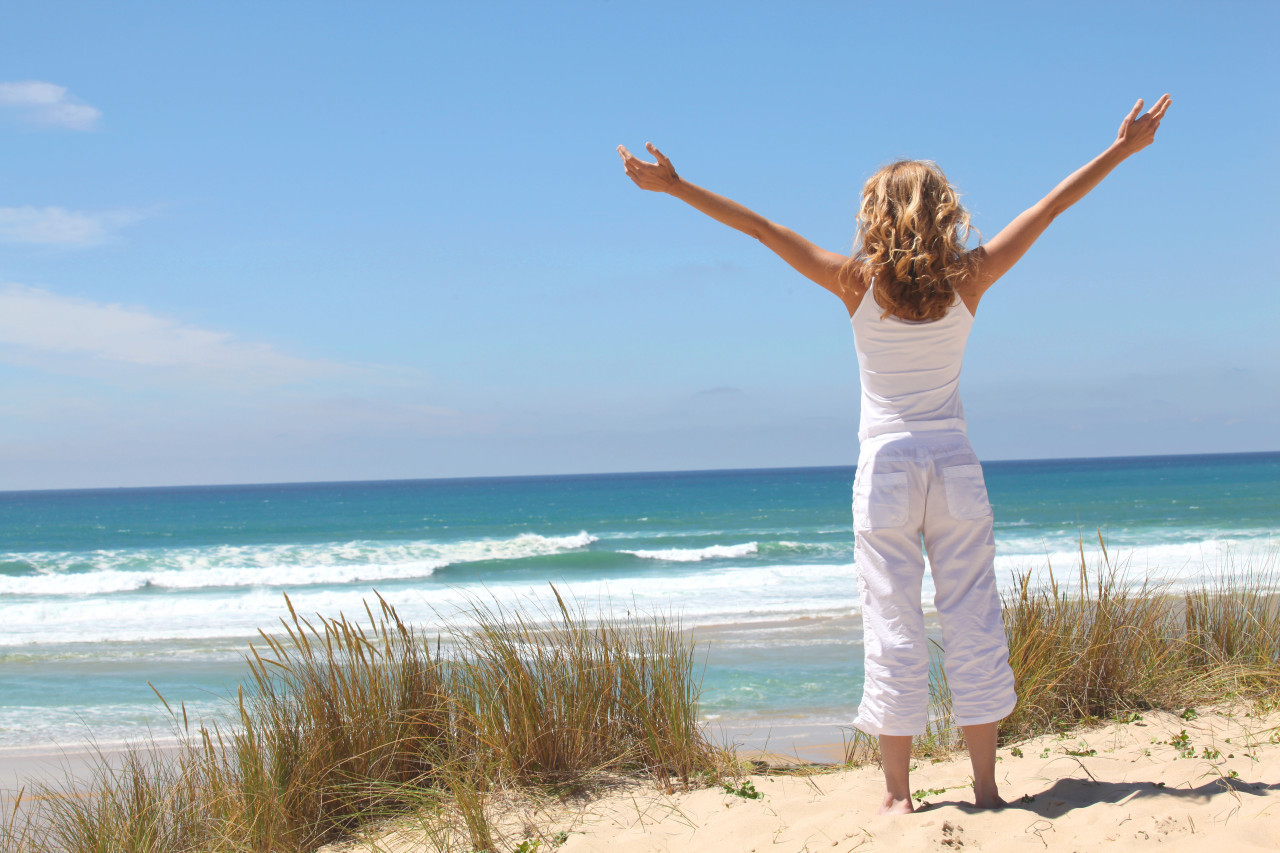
{"left": 845, "top": 537, "right": 1280, "bottom": 764}
{"left": 0, "top": 589, "right": 721, "bottom": 853}
{"left": 1000, "top": 536, "right": 1279, "bottom": 741}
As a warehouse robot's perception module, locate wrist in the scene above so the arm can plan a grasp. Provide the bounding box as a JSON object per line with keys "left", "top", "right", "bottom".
{"left": 1107, "top": 139, "right": 1135, "bottom": 160}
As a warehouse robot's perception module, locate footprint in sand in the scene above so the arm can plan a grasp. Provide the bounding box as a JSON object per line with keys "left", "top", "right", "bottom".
{"left": 941, "top": 820, "right": 966, "bottom": 848}
{"left": 1153, "top": 815, "right": 1190, "bottom": 836}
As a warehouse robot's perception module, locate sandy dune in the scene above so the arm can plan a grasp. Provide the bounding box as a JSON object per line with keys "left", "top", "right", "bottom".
{"left": 332, "top": 708, "right": 1280, "bottom": 853}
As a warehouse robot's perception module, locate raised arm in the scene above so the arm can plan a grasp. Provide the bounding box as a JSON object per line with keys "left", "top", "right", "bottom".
{"left": 966, "top": 94, "right": 1172, "bottom": 303}
{"left": 617, "top": 142, "right": 853, "bottom": 301}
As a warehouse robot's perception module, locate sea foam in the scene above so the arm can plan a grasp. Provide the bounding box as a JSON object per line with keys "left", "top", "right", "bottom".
{"left": 621, "top": 542, "right": 758, "bottom": 562}
{"left": 0, "top": 531, "right": 597, "bottom": 597}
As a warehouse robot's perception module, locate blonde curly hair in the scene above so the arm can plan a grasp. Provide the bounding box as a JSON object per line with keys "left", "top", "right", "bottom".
{"left": 840, "top": 160, "right": 978, "bottom": 322}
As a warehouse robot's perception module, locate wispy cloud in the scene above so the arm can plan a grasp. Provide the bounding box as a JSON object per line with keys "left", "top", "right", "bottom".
{"left": 0, "top": 81, "right": 101, "bottom": 130}
{"left": 0, "top": 283, "right": 353, "bottom": 388}
{"left": 0, "top": 206, "right": 145, "bottom": 245}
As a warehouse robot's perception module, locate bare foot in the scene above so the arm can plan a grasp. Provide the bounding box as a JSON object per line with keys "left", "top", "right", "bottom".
{"left": 972, "top": 790, "right": 1006, "bottom": 809}
{"left": 878, "top": 793, "right": 915, "bottom": 815}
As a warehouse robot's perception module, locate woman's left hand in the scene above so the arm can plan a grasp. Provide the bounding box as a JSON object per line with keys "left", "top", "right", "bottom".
{"left": 617, "top": 142, "right": 680, "bottom": 192}
{"left": 1114, "top": 94, "right": 1171, "bottom": 155}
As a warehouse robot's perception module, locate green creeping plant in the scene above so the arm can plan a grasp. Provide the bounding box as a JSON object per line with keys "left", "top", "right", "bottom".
{"left": 912, "top": 786, "right": 949, "bottom": 800}
{"left": 723, "top": 780, "right": 763, "bottom": 800}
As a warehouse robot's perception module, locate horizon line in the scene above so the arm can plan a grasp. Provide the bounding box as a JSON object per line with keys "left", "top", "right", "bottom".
{"left": 1, "top": 447, "right": 1276, "bottom": 497}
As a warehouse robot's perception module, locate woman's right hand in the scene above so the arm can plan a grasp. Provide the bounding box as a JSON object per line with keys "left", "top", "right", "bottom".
{"left": 617, "top": 142, "right": 681, "bottom": 192}
{"left": 1115, "top": 94, "right": 1172, "bottom": 155}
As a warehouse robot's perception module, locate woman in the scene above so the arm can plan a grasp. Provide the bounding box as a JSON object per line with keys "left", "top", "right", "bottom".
{"left": 617, "top": 93, "right": 1171, "bottom": 814}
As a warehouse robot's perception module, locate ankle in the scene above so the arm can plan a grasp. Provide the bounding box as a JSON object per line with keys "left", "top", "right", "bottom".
{"left": 879, "top": 790, "right": 915, "bottom": 815}
{"left": 973, "top": 779, "right": 1003, "bottom": 804}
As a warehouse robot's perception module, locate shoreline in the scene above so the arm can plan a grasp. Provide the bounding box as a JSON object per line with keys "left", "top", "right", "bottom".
{"left": 0, "top": 723, "right": 848, "bottom": 795}
{"left": 5, "top": 575, "right": 1275, "bottom": 767}
{"left": 0, "top": 737, "right": 186, "bottom": 824}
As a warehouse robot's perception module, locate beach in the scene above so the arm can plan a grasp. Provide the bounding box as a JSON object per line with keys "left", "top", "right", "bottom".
{"left": 1, "top": 455, "right": 1277, "bottom": 850}
{"left": 557, "top": 708, "right": 1280, "bottom": 853}
{"left": 320, "top": 709, "right": 1280, "bottom": 853}
{"left": 0, "top": 738, "right": 185, "bottom": 826}
{"left": 7, "top": 706, "right": 1279, "bottom": 851}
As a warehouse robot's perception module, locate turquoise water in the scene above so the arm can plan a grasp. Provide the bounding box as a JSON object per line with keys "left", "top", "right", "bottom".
{"left": 0, "top": 452, "right": 1276, "bottom": 747}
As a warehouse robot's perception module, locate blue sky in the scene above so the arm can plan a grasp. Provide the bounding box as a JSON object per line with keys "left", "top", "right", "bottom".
{"left": 0, "top": 0, "right": 1276, "bottom": 490}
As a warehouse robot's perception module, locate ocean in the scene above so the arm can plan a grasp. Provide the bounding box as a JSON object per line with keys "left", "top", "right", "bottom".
{"left": 1, "top": 452, "right": 1276, "bottom": 749}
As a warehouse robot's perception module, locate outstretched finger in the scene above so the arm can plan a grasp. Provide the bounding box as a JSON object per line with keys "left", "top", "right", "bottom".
{"left": 1126, "top": 98, "right": 1144, "bottom": 125}
{"left": 646, "top": 142, "right": 672, "bottom": 166}
{"left": 621, "top": 149, "right": 648, "bottom": 172}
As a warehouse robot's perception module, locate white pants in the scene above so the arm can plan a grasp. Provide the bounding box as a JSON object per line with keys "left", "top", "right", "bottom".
{"left": 851, "top": 430, "right": 1017, "bottom": 736}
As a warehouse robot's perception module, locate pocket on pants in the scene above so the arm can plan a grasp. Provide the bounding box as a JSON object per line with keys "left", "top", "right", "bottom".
{"left": 853, "top": 470, "right": 909, "bottom": 529}
{"left": 942, "top": 464, "right": 992, "bottom": 520}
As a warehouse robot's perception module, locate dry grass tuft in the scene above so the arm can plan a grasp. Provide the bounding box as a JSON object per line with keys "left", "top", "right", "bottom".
{"left": 1000, "top": 536, "right": 1279, "bottom": 742}
{"left": 0, "top": 588, "right": 721, "bottom": 853}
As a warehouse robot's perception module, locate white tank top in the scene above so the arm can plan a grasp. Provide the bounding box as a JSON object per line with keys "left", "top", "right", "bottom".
{"left": 850, "top": 287, "right": 973, "bottom": 442}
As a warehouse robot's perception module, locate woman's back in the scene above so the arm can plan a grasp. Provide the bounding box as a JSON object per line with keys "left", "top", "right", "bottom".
{"left": 850, "top": 288, "right": 973, "bottom": 442}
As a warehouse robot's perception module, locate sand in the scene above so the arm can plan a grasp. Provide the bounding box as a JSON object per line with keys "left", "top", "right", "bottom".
{"left": 8, "top": 710, "right": 1277, "bottom": 851}
{"left": 0, "top": 737, "right": 186, "bottom": 826}
{"left": 324, "top": 708, "right": 1280, "bottom": 853}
